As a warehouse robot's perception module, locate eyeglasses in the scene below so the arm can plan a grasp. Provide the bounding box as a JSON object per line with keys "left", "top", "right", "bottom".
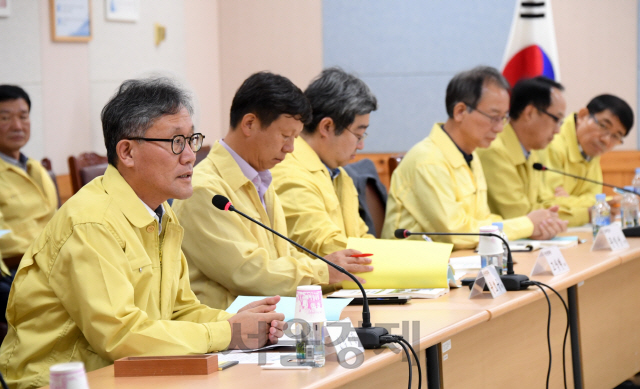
{"left": 345, "top": 128, "right": 368, "bottom": 143}
{"left": 590, "top": 115, "right": 624, "bottom": 145}
{"left": 467, "top": 105, "right": 509, "bottom": 125}
{"left": 127, "top": 133, "right": 205, "bottom": 155}
{"left": 538, "top": 109, "right": 563, "bottom": 125}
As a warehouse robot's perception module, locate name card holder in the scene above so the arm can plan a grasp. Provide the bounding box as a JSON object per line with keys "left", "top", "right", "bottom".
{"left": 469, "top": 266, "right": 506, "bottom": 299}
{"left": 592, "top": 224, "right": 630, "bottom": 251}
{"left": 325, "top": 318, "right": 364, "bottom": 364}
{"left": 530, "top": 246, "right": 570, "bottom": 277}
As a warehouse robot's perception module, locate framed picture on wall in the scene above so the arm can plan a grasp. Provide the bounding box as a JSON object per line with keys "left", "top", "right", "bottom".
{"left": 0, "top": 0, "right": 11, "bottom": 18}
{"left": 105, "top": 0, "right": 140, "bottom": 22}
{"left": 49, "top": 0, "right": 92, "bottom": 42}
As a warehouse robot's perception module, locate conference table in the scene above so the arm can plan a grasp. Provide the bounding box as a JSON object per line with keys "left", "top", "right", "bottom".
{"left": 41, "top": 231, "right": 640, "bottom": 388}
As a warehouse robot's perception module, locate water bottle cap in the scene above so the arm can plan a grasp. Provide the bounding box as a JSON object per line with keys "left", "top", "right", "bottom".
{"left": 636, "top": 167, "right": 640, "bottom": 175}
{"left": 596, "top": 193, "right": 606, "bottom": 201}
{"left": 625, "top": 186, "right": 636, "bottom": 192}
{"left": 491, "top": 222, "right": 504, "bottom": 231}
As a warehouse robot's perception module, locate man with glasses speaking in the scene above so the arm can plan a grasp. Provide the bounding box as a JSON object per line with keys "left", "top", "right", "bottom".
{"left": 381, "top": 66, "right": 566, "bottom": 249}
{"left": 478, "top": 77, "right": 576, "bottom": 225}
{"left": 539, "top": 94, "right": 634, "bottom": 225}
{"left": 0, "top": 78, "right": 287, "bottom": 389}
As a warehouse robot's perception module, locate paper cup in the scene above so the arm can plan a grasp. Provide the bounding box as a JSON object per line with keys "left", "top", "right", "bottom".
{"left": 478, "top": 225, "right": 503, "bottom": 256}
{"left": 49, "top": 362, "right": 89, "bottom": 389}
{"left": 294, "top": 285, "right": 325, "bottom": 323}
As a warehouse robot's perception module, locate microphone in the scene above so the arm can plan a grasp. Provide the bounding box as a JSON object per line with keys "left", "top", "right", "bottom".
{"left": 395, "top": 229, "right": 529, "bottom": 291}
{"left": 532, "top": 163, "right": 637, "bottom": 195}
{"left": 212, "top": 195, "right": 389, "bottom": 349}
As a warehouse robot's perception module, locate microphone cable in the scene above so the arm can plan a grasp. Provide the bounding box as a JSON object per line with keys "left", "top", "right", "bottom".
{"left": 380, "top": 334, "right": 422, "bottom": 389}
{"left": 523, "top": 280, "right": 571, "bottom": 389}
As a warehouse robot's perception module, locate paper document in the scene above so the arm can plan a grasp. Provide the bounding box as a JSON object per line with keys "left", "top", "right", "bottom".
{"left": 226, "top": 295, "right": 352, "bottom": 322}
{"left": 329, "top": 288, "right": 448, "bottom": 299}
{"left": 343, "top": 238, "right": 452, "bottom": 289}
{"left": 449, "top": 255, "right": 481, "bottom": 271}
{"left": 216, "top": 352, "right": 293, "bottom": 364}
{"left": 516, "top": 235, "right": 579, "bottom": 248}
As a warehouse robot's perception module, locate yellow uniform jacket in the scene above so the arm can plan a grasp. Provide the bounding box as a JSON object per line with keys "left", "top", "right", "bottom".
{"left": 381, "top": 123, "right": 533, "bottom": 249}
{"left": 271, "top": 137, "right": 374, "bottom": 257}
{"left": 0, "top": 166, "right": 233, "bottom": 389}
{"left": 172, "top": 142, "right": 329, "bottom": 310}
{"left": 0, "top": 157, "right": 57, "bottom": 259}
{"left": 539, "top": 114, "right": 600, "bottom": 225}
{"left": 477, "top": 123, "right": 550, "bottom": 218}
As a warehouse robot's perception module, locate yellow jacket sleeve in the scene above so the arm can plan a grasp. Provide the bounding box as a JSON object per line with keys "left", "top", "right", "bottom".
{"left": 48, "top": 224, "right": 232, "bottom": 360}
{"left": 272, "top": 144, "right": 374, "bottom": 257}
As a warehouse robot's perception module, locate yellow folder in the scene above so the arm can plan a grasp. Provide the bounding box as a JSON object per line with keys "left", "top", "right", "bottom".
{"left": 342, "top": 238, "right": 453, "bottom": 289}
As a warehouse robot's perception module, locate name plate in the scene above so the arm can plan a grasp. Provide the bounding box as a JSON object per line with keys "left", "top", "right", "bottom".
{"left": 592, "top": 224, "right": 629, "bottom": 251}
{"left": 530, "top": 246, "right": 569, "bottom": 276}
{"left": 469, "top": 266, "right": 506, "bottom": 299}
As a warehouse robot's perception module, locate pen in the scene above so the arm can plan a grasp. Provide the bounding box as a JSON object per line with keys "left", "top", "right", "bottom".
{"left": 351, "top": 253, "right": 373, "bottom": 257}
{"left": 218, "top": 361, "right": 239, "bottom": 371}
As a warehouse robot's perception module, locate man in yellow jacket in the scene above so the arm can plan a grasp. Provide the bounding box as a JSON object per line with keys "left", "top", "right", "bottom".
{"left": 173, "top": 72, "right": 373, "bottom": 310}
{"left": 272, "top": 68, "right": 376, "bottom": 257}
{"left": 0, "top": 78, "right": 286, "bottom": 389}
{"left": 540, "top": 94, "right": 634, "bottom": 224}
{"left": 477, "top": 77, "right": 589, "bottom": 224}
{"left": 381, "top": 67, "right": 567, "bottom": 249}
{"left": 0, "top": 85, "right": 57, "bottom": 270}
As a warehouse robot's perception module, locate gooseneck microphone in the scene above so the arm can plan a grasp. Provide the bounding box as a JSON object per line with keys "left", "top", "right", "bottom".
{"left": 532, "top": 163, "right": 637, "bottom": 195}
{"left": 395, "top": 229, "right": 530, "bottom": 291}
{"left": 212, "top": 195, "right": 389, "bottom": 349}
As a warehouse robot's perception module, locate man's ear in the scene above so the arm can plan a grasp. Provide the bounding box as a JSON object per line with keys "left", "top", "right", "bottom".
{"left": 239, "top": 113, "right": 258, "bottom": 137}
{"left": 522, "top": 104, "right": 537, "bottom": 121}
{"left": 452, "top": 102, "right": 468, "bottom": 122}
{"left": 317, "top": 117, "right": 335, "bottom": 138}
{"left": 116, "top": 139, "right": 136, "bottom": 168}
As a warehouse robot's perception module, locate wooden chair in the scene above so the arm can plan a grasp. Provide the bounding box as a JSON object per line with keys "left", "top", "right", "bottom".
{"left": 388, "top": 154, "right": 405, "bottom": 178}
{"left": 68, "top": 153, "right": 108, "bottom": 194}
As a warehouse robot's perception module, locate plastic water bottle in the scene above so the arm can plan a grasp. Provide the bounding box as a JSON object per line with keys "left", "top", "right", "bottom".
{"left": 591, "top": 193, "right": 611, "bottom": 237}
{"left": 632, "top": 168, "right": 640, "bottom": 193}
{"left": 620, "top": 186, "right": 639, "bottom": 228}
{"left": 295, "top": 321, "right": 325, "bottom": 367}
{"left": 478, "top": 225, "right": 504, "bottom": 274}
{"left": 492, "top": 222, "right": 509, "bottom": 274}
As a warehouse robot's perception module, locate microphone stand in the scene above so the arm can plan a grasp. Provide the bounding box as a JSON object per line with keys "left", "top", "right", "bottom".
{"left": 534, "top": 163, "right": 638, "bottom": 195}
{"left": 214, "top": 197, "right": 389, "bottom": 349}
{"left": 398, "top": 230, "right": 530, "bottom": 291}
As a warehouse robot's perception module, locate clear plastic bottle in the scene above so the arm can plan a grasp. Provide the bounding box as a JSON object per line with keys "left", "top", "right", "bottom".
{"left": 295, "top": 321, "right": 325, "bottom": 367}
{"left": 478, "top": 225, "right": 504, "bottom": 275}
{"left": 591, "top": 193, "right": 611, "bottom": 237}
{"left": 620, "top": 186, "right": 639, "bottom": 228}
{"left": 492, "top": 222, "right": 509, "bottom": 274}
{"left": 632, "top": 168, "right": 640, "bottom": 193}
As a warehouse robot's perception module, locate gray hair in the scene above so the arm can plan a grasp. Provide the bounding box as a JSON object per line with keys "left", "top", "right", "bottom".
{"left": 101, "top": 77, "right": 194, "bottom": 166}
{"left": 303, "top": 67, "right": 377, "bottom": 135}
{"left": 445, "top": 66, "right": 510, "bottom": 118}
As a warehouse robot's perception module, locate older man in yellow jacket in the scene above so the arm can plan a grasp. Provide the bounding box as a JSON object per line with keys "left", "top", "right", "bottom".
{"left": 382, "top": 67, "right": 567, "bottom": 249}
{"left": 174, "top": 72, "right": 372, "bottom": 310}
{"left": 0, "top": 85, "right": 57, "bottom": 270}
{"left": 272, "top": 68, "right": 376, "bottom": 257}
{"left": 477, "top": 77, "right": 591, "bottom": 225}
{"left": 540, "top": 94, "right": 634, "bottom": 225}
{"left": 0, "top": 78, "right": 286, "bottom": 389}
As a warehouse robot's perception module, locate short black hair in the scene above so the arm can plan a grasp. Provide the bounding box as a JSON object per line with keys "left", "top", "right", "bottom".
{"left": 445, "top": 66, "right": 510, "bottom": 118}
{"left": 0, "top": 85, "right": 31, "bottom": 111}
{"left": 101, "top": 77, "right": 193, "bottom": 166}
{"left": 586, "top": 94, "right": 634, "bottom": 135}
{"left": 229, "top": 71, "right": 311, "bottom": 129}
{"left": 509, "top": 76, "right": 564, "bottom": 120}
{"left": 303, "top": 67, "right": 377, "bottom": 135}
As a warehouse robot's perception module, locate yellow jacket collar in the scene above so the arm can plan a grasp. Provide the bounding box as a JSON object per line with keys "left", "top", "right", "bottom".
{"left": 291, "top": 137, "right": 327, "bottom": 173}
{"left": 208, "top": 141, "right": 254, "bottom": 193}
{"left": 430, "top": 123, "right": 471, "bottom": 169}
{"left": 500, "top": 123, "right": 527, "bottom": 166}
{"left": 0, "top": 155, "right": 30, "bottom": 178}
{"left": 562, "top": 113, "right": 585, "bottom": 164}
{"left": 102, "top": 164, "right": 158, "bottom": 228}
